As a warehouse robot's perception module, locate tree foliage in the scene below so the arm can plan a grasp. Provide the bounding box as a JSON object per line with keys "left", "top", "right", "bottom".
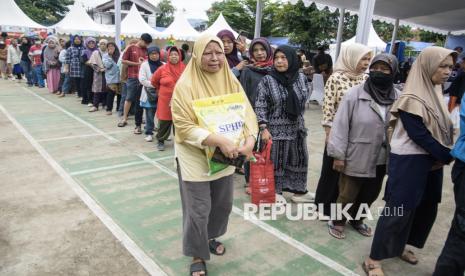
{"left": 156, "top": 0, "right": 176, "bottom": 28}
{"left": 206, "top": 0, "right": 447, "bottom": 51}
{"left": 15, "top": 0, "right": 74, "bottom": 25}
{"left": 206, "top": 0, "right": 281, "bottom": 38}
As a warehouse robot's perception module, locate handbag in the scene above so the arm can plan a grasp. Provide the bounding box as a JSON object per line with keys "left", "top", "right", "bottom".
{"left": 250, "top": 140, "right": 276, "bottom": 205}
{"left": 146, "top": 87, "right": 158, "bottom": 104}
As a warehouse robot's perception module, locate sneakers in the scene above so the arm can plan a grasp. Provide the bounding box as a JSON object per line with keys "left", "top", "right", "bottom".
{"left": 87, "top": 103, "right": 93, "bottom": 107}
{"left": 105, "top": 111, "right": 112, "bottom": 115}
{"left": 144, "top": 135, "right": 153, "bottom": 142}
{"left": 88, "top": 107, "right": 98, "bottom": 112}
{"left": 291, "top": 192, "right": 316, "bottom": 203}
{"left": 157, "top": 141, "right": 165, "bottom": 151}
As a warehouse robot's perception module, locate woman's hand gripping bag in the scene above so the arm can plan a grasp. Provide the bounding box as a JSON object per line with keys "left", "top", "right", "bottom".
{"left": 192, "top": 93, "right": 247, "bottom": 175}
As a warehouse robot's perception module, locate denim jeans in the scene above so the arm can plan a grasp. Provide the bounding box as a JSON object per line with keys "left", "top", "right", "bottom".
{"left": 61, "top": 74, "right": 71, "bottom": 93}
{"left": 118, "top": 82, "right": 127, "bottom": 117}
{"left": 20, "top": 60, "right": 33, "bottom": 85}
{"left": 144, "top": 107, "right": 156, "bottom": 135}
{"left": 33, "top": 64, "right": 45, "bottom": 87}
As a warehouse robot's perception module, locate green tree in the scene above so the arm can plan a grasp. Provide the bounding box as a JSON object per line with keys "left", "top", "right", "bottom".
{"left": 15, "top": 0, "right": 74, "bottom": 25}
{"left": 206, "top": 0, "right": 282, "bottom": 38}
{"left": 156, "top": 0, "right": 176, "bottom": 28}
{"left": 275, "top": 1, "right": 350, "bottom": 50}
{"left": 418, "top": 30, "right": 446, "bottom": 46}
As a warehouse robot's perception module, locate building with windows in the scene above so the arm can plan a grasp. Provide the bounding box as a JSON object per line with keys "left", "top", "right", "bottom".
{"left": 89, "top": 0, "right": 159, "bottom": 28}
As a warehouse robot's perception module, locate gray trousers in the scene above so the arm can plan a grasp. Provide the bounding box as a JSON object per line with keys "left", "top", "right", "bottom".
{"left": 177, "top": 161, "right": 234, "bottom": 260}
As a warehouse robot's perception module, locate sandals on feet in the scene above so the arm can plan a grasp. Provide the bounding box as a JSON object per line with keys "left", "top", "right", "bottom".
{"left": 134, "top": 126, "right": 142, "bottom": 135}
{"left": 400, "top": 249, "right": 418, "bottom": 265}
{"left": 351, "top": 223, "right": 373, "bottom": 237}
{"left": 117, "top": 120, "right": 127, "bottom": 127}
{"left": 328, "top": 221, "right": 346, "bottom": 239}
{"left": 362, "top": 261, "right": 384, "bottom": 276}
{"left": 208, "top": 239, "right": 226, "bottom": 256}
{"left": 190, "top": 260, "right": 207, "bottom": 276}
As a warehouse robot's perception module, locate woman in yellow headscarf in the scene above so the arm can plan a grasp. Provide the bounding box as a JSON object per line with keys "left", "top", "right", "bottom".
{"left": 171, "top": 33, "right": 258, "bottom": 276}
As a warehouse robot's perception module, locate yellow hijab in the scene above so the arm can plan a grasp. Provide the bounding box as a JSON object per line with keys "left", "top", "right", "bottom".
{"left": 171, "top": 33, "right": 258, "bottom": 144}
{"left": 333, "top": 43, "right": 372, "bottom": 80}
{"left": 390, "top": 46, "right": 456, "bottom": 147}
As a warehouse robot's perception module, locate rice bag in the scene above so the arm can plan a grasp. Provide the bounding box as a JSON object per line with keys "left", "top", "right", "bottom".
{"left": 192, "top": 93, "right": 247, "bottom": 175}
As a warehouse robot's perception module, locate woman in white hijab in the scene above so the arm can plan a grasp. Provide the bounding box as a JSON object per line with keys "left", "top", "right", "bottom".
{"left": 314, "top": 43, "right": 373, "bottom": 217}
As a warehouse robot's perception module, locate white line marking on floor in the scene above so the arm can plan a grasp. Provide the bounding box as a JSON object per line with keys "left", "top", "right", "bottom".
{"left": 21, "top": 87, "right": 118, "bottom": 143}
{"left": 0, "top": 103, "right": 167, "bottom": 276}
{"left": 37, "top": 130, "right": 129, "bottom": 142}
{"left": 70, "top": 155, "right": 174, "bottom": 176}
{"left": 15, "top": 85, "right": 358, "bottom": 276}
{"left": 70, "top": 160, "right": 147, "bottom": 176}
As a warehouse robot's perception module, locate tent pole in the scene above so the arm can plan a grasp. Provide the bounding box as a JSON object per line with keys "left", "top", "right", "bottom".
{"left": 335, "top": 7, "right": 345, "bottom": 60}
{"left": 115, "top": 0, "right": 121, "bottom": 50}
{"left": 355, "top": 0, "right": 376, "bottom": 45}
{"left": 390, "top": 18, "right": 399, "bottom": 54}
{"left": 254, "top": 0, "right": 263, "bottom": 38}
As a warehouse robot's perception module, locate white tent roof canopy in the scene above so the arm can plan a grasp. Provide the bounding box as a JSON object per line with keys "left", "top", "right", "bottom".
{"left": 329, "top": 24, "right": 386, "bottom": 61}
{"left": 203, "top": 13, "right": 239, "bottom": 38}
{"left": 0, "top": 0, "right": 45, "bottom": 29}
{"left": 52, "top": 4, "right": 111, "bottom": 36}
{"left": 121, "top": 4, "right": 165, "bottom": 39}
{"left": 287, "top": 0, "right": 465, "bottom": 34}
{"left": 162, "top": 12, "right": 200, "bottom": 41}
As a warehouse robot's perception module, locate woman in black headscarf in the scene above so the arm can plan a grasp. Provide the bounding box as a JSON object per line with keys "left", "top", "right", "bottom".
{"left": 326, "top": 53, "right": 400, "bottom": 239}
{"left": 255, "top": 45, "right": 312, "bottom": 203}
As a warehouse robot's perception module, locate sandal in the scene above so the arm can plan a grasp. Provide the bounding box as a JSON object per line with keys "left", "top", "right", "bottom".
{"left": 117, "top": 120, "right": 127, "bottom": 127}
{"left": 328, "top": 221, "right": 346, "bottom": 239}
{"left": 134, "top": 126, "right": 142, "bottom": 135}
{"left": 208, "top": 239, "right": 226, "bottom": 256}
{"left": 400, "top": 249, "right": 418, "bottom": 265}
{"left": 350, "top": 223, "right": 373, "bottom": 237}
{"left": 362, "top": 261, "right": 384, "bottom": 276}
{"left": 190, "top": 260, "right": 207, "bottom": 276}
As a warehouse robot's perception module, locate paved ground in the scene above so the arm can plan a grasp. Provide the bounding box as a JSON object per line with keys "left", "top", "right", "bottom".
{"left": 0, "top": 79, "right": 456, "bottom": 276}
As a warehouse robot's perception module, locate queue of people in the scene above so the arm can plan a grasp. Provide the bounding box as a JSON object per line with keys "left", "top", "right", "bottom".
{"left": 2, "top": 30, "right": 464, "bottom": 276}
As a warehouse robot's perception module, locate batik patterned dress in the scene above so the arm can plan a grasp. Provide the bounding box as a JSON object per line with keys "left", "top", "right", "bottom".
{"left": 255, "top": 73, "right": 310, "bottom": 194}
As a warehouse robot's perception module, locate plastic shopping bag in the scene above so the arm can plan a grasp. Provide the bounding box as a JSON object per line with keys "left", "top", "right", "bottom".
{"left": 250, "top": 140, "right": 276, "bottom": 205}
{"left": 192, "top": 93, "right": 247, "bottom": 175}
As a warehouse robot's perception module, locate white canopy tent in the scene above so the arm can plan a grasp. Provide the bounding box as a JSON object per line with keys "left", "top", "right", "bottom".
{"left": 121, "top": 4, "right": 165, "bottom": 39}
{"left": 162, "top": 12, "right": 200, "bottom": 41}
{"left": 0, "top": 0, "right": 45, "bottom": 30}
{"left": 52, "top": 4, "right": 111, "bottom": 36}
{"left": 203, "top": 13, "right": 239, "bottom": 38}
{"left": 329, "top": 24, "right": 386, "bottom": 61}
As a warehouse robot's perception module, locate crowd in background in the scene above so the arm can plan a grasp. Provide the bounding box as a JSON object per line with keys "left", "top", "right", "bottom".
{"left": 1, "top": 29, "right": 464, "bottom": 276}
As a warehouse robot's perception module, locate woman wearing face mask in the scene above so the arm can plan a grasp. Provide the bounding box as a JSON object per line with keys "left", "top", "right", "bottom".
{"left": 43, "top": 36, "right": 61, "bottom": 93}
{"left": 171, "top": 33, "right": 257, "bottom": 276}
{"left": 139, "top": 46, "right": 163, "bottom": 142}
{"left": 363, "top": 47, "right": 456, "bottom": 276}
{"left": 239, "top": 37, "right": 274, "bottom": 194}
{"left": 151, "top": 46, "right": 186, "bottom": 151}
{"left": 88, "top": 39, "right": 108, "bottom": 112}
{"left": 255, "top": 45, "right": 312, "bottom": 203}
{"left": 81, "top": 37, "right": 97, "bottom": 106}
{"left": 315, "top": 43, "right": 373, "bottom": 216}
{"left": 217, "top": 29, "right": 247, "bottom": 78}
{"left": 326, "top": 54, "right": 400, "bottom": 239}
